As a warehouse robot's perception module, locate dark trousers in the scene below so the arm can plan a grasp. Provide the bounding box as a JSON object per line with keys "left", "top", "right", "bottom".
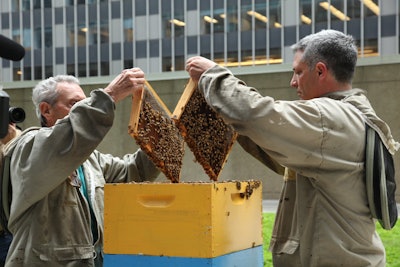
{"left": 0, "top": 232, "right": 12, "bottom": 267}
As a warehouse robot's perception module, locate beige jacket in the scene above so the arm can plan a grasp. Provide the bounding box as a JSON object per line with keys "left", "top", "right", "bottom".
{"left": 198, "top": 65, "right": 398, "bottom": 267}
{"left": 3, "top": 89, "right": 160, "bottom": 267}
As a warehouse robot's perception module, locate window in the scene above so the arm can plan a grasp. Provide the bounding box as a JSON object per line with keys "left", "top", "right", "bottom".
{"left": 44, "top": 27, "right": 53, "bottom": 48}
{"left": 66, "top": 24, "right": 75, "bottom": 46}
{"left": 100, "top": 21, "right": 109, "bottom": 44}
{"left": 124, "top": 19, "right": 134, "bottom": 42}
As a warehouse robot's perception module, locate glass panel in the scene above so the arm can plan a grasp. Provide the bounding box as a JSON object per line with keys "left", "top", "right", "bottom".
{"left": 300, "top": 0, "right": 312, "bottom": 25}
{"left": 45, "top": 0, "right": 52, "bottom": 7}
{"left": 212, "top": 1, "right": 224, "bottom": 33}
{"left": 173, "top": 0, "right": 185, "bottom": 37}
{"left": 269, "top": 47, "right": 281, "bottom": 63}
{"left": 226, "top": 0, "right": 238, "bottom": 33}
{"left": 200, "top": 1, "right": 218, "bottom": 35}
{"left": 124, "top": 18, "right": 134, "bottom": 42}
{"left": 362, "top": 0, "right": 379, "bottom": 17}
{"left": 34, "top": 27, "right": 42, "bottom": 48}
{"left": 252, "top": 0, "right": 268, "bottom": 65}
{"left": 162, "top": 56, "right": 172, "bottom": 71}
{"left": 100, "top": 20, "right": 109, "bottom": 44}
{"left": 362, "top": 0, "right": 378, "bottom": 57}
{"left": 66, "top": 24, "right": 75, "bottom": 46}
{"left": 78, "top": 63, "right": 86, "bottom": 77}
{"left": 23, "top": 67, "right": 32, "bottom": 81}
{"left": 214, "top": 51, "right": 224, "bottom": 64}
{"left": 77, "top": 24, "right": 87, "bottom": 46}
{"left": 250, "top": 0, "right": 268, "bottom": 30}
{"left": 12, "top": 29, "right": 22, "bottom": 46}
{"left": 13, "top": 67, "right": 22, "bottom": 81}
{"left": 89, "top": 63, "right": 98, "bottom": 76}
{"left": 45, "top": 65, "right": 53, "bottom": 78}
{"left": 241, "top": 0, "right": 252, "bottom": 32}
{"left": 12, "top": 0, "right": 20, "bottom": 11}
{"left": 241, "top": 49, "right": 253, "bottom": 64}
{"left": 315, "top": 0, "right": 328, "bottom": 25}
{"left": 319, "top": 0, "right": 349, "bottom": 23}
{"left": 123, "top": 0, "right": 134, "bottom": 42}
{"left": 22, "top": 28, "right": 32, "bottom": 49}
{"left": 101, "top": 61, "right": 109, "bottom": 75}
{"left": 67, "top": 64, "right": 75, "bottom": 76}
{"left": 269, "top": 0, "right": 282, "bottom": 29}
{"left": 22, "top": 0, "right": 30, "bottom": 11}
{"left": 162, "top": 0, "right": 172, "bottom": 38}
{"left": 89, "top": 22, "right": 98, "bottom": 45}
{"left": 347, "top": 0, "right": 361, "bottom": 19}
{"left": 32, "top": 0, "right": 51, "bottom": 9}
{"left": 34, "top": 66, "right": 42, "bottom": 80}
{"left": 224, "top": 0, "right": 237, "bottom": 64}
{"left": 33, "top": 0, "right": 41, "bottom": 9}
{"left": 124, "top": 60, "right": 134, "bottom": 69}
{"left": 175, "top": 55, "right": 184, "bottom": 71}
{"left": 363, "top": 38, "right": 377, "bottom": 56}
{"left": 44, "top": 27, "right": 53, "bottom": 48}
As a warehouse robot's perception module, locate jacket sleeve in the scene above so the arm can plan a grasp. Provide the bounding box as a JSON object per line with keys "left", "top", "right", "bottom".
{"left": 198, "top": 65, "right": 365, "bottom": 175}
{"left": 9, "top": 89, "right": 115, "bottom": 222}
{"left": 91, "top": 149, "right": 160, "bottom": 183}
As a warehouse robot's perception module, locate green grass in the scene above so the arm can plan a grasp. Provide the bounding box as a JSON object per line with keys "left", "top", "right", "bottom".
{"left": 262, "top": 213, "right": 400, "bottom": 267}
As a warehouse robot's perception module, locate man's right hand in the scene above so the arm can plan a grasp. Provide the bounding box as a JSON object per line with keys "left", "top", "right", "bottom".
{"left": 185, "top": 56, "right": 217, "bottom": 82}
{"left": 104, "top": 68, "right": 145, "bottom": 103}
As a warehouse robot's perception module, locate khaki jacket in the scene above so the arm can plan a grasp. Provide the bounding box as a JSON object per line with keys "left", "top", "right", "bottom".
{"left": 3, "top": 89, "right": 160, "bottom": 267}
{"left": 198, "top": 66, "right": 398, "bottom": 267}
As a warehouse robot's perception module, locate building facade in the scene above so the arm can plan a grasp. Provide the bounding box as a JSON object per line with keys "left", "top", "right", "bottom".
{"left": 0, "top": 0, "right": 399, "bottom": 82}
{"left": 1, "top": 0, "right": 400, "bottom": 200}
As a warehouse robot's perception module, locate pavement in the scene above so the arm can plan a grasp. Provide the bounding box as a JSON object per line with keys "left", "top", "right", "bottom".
{"left": 262, "top": 199, "right": 400, "bottom": 215}
{"left": 262, "top": 199, "right": 279, "bottom": 213}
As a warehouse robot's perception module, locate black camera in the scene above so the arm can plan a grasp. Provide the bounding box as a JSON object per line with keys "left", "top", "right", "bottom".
{"left": 1, "top": 90, "right": 25, "bottom": 138}
{"left": 8, "top": 107, "right": 25, "bottom": 124}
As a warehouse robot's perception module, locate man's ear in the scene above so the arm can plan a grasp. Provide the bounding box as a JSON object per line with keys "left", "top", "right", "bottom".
{"left": 39, "top": 102, "right": 52, "bottom": 124}
{"left": 315, "top": 62, "right": 327, "bottom": 77}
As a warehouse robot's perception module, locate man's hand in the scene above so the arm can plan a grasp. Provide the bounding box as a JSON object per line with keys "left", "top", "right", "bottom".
{"left": 185, "top": 56, "right": 217, "bottom": 82}
{"left": 0, "top": 124, "right": 20, "bottom": 145}
{"left": 104, "top": 68, "right": 145, "bottom": 103}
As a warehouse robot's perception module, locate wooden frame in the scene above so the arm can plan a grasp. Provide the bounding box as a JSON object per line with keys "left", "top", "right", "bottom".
{"left": 128, "top": 81, "right": 185, "bottom": 183}
{"left": 172, "top": 79, "right": 237, "bottom": 181}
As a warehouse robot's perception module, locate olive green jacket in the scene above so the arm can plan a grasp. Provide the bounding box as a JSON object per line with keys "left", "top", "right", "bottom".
{"left": 3, "top": 89, "right": 160, "bottom": 267}
{"left": 198, "top": 65, "right": 398, "bottom": 267}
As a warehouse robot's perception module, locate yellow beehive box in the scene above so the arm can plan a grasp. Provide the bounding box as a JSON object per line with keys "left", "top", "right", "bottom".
{"left": 104, "top": 181, "right": 263, "bottom": 258}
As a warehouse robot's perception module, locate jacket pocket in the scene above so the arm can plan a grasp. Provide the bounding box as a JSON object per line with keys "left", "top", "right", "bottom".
{"left": 34, "top": 245, "right": 94, "bottom": 261}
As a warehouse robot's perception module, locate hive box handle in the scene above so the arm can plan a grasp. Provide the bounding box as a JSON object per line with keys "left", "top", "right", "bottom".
{"left": 137, "top": 195, "right": 176, "bottom": 208}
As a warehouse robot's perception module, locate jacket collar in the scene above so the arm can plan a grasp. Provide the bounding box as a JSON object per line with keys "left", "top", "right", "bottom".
{"left": 324, "top": 89, "right": 399, "bottom": 154}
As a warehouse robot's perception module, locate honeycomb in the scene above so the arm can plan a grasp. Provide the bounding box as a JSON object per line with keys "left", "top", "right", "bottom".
{"left": 172, "top": 79, "right": 237, "bottom": 181}
{"left": 129, "top": 82, "right": 185, "bottom": 183}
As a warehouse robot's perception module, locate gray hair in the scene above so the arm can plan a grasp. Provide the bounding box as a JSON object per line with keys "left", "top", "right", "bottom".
{"left": 291, "top": 29, "right": 358, "bottom": 83}
{"left": 32, "top": 75, "right": 80, "bottom": 126}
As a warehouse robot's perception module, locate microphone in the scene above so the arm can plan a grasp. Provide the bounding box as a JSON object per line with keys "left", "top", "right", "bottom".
{"left": 0, "top": 34, "right": 25, "bottom": 61}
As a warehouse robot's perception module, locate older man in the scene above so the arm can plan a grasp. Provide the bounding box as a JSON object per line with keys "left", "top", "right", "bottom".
{"left": 3, "top": 70, "right": 160, "bottom": 266}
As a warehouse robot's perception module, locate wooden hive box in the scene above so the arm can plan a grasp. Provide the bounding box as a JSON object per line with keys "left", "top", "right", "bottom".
{"left": 128, "top": 81, "right": 185, "bottom": 182}
{"left": 172, "top": 79, "right": 238, "bottom": 181}
{"left": 103, "top": 181, "right": 263, "bottom": 258}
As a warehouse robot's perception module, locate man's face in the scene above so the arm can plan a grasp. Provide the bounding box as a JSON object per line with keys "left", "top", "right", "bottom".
{"left": 42, "top": 82, "right": 86, "bottom": 127}
{"left": 290, "top": 51, "right": 320, "bottom": 100}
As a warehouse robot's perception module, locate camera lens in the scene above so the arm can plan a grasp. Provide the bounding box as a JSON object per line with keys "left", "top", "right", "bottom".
{"left": 9, "top": 107, "right": 26, "bottom": 123}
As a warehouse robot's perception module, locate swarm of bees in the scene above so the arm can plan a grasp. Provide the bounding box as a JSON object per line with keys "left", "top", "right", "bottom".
{"left": 172, "top": 79, "right": 237, "bottom": 181}
{"left": 129, "top": 83, "right": 185, "bottom": 183}
{"left": 129, "top": 79, "right": 237, "bottom": 182}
